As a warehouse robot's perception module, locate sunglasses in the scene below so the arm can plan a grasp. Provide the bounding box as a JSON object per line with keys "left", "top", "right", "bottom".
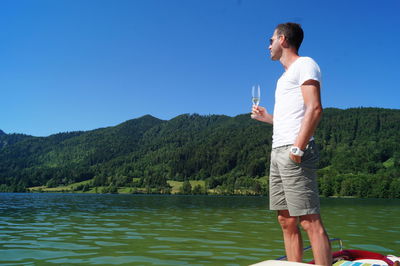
{"left": 269, "top": 35, "right": 283, "bottom": 45}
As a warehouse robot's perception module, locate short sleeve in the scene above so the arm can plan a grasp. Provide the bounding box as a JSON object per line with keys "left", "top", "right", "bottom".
{"left": 298, "top": 57, "right": 322, "bottom": 86}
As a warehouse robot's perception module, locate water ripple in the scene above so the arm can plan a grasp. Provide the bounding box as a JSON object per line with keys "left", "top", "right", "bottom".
{"left": 0, "top": 194, "right": 399, "bottom": 265}
{"left": 155, "top": 237, "right": 236, "bottom": 245}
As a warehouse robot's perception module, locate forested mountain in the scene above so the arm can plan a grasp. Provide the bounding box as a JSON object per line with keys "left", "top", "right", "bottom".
{"left": 0, "top": 108, "right": 399, "bottom": 198}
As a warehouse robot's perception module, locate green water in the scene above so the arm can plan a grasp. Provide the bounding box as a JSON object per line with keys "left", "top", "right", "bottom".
{"left": 0, "top": 193, "right": 399, "bottom": 265}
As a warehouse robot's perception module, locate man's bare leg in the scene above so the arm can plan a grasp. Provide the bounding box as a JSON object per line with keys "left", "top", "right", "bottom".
{"left": 278, "top": 210, "right": 303, "bottom": 262}
{"left": 300, "top": 214, "right": 332, "bottom": 266}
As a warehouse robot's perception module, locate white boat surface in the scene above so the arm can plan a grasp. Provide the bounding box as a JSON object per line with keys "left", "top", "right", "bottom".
{"left": 250, "top": 239, "right": 400, "bottom": 266}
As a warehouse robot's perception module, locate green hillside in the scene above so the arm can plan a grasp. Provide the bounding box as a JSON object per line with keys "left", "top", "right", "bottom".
{"left": 1, "top": 108, "right": 399, "bottom": 198}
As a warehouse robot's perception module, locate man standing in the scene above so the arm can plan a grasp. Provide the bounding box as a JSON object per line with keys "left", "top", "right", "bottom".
{"left": 251, "top": 23, "right": 332, "bottom": 265}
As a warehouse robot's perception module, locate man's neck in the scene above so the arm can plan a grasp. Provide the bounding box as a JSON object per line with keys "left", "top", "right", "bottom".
{"left": 280, "top": 50, "right": 300, "bottom": 71}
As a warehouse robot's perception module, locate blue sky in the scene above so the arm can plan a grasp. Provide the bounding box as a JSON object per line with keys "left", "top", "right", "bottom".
{"left": 1, "top": 0, "right": 399, "bottom": 136}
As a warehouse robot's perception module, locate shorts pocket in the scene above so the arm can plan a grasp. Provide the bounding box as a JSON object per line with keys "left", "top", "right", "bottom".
{"left": 287, "top": 150, "right": 300, "bottom": 165}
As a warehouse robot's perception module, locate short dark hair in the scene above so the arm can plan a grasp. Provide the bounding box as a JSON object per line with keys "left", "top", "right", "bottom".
{"left": 275, "top": 22, "right": 304, "bottom": 51}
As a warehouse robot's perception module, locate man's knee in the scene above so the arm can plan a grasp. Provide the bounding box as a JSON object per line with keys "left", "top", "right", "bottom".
{"left": 299, "top": 214, "right": 325, "bottom": 234}
{"left": 277, "top": 210, "right": 299, "bottom": 231}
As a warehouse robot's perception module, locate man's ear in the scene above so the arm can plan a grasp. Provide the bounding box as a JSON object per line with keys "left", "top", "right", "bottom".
{"left": 280, "top": 36, "right": 290, "bottom": 48}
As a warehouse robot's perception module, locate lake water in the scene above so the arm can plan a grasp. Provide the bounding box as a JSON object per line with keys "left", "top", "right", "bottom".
{"left": 0, "top": 193, "right": 399, "bottom": 265}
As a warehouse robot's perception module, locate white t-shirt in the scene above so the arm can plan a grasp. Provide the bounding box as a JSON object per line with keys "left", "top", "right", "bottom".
{"left": 272, "top": 56, "right": 321, "bottom": 148}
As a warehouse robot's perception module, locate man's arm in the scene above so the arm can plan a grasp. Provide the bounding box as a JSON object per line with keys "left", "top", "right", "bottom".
{"left": 290, "top": 79, "right": 322, "bottom": 162}
{"left": 251, "top": 105, "right": 273, "bottom": 124}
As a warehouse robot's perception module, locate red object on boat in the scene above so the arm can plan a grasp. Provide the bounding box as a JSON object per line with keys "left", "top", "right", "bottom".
{"left": 267, "top": 239, "right": 400, "bottom": 266}
{"left": 334, "top": 249, "right": 395, "bottom": 265}
{"left": 309, "top": 249, "right": 396, "bottom": 265}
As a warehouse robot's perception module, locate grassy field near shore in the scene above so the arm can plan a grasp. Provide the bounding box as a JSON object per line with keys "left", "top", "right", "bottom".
{"left": 28, "top": 178, "right": 267, "bottom": 195}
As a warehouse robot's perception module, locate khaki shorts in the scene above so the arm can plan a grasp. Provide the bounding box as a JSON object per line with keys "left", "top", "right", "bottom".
{"left": 269, "top": 141, "right": 320, "bottom": 216}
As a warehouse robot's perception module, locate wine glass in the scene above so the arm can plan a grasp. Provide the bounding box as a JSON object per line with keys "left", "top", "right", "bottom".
{"left": 252, "top": 84, "right": 260, "bottom": 106}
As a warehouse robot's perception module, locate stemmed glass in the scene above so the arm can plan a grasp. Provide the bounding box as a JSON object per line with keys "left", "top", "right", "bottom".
{"left": 252, "top": 84, "right": 260, "bottom": 106}
{"left": 251, "top": 84, "right": 260, "bottom": 119}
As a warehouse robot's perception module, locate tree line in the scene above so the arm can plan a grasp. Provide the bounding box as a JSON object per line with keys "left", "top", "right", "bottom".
{"left": 0, "top": 107, "right": 399, "bottom": 198}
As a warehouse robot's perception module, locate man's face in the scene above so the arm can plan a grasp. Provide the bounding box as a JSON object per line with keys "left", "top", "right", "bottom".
{"left": 269, "top": 30, "right": 282, "bottom": 61}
